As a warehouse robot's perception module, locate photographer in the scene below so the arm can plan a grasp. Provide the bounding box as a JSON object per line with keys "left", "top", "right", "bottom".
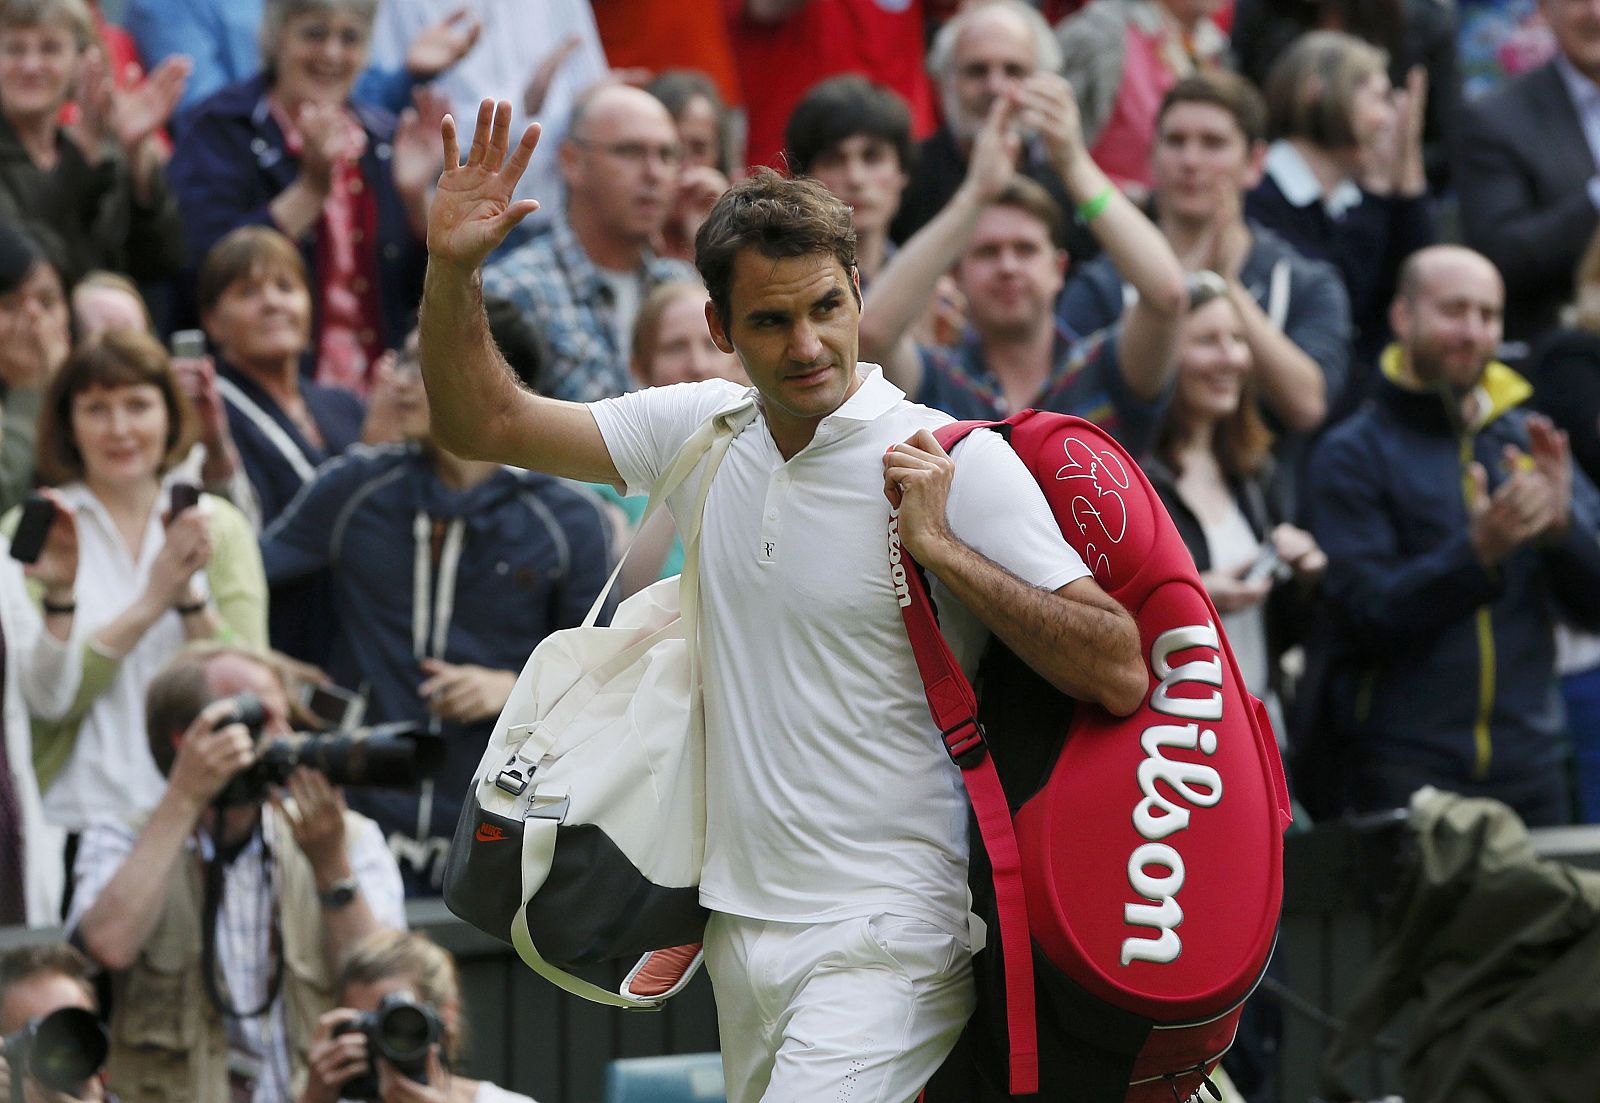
{"left": 67, "top": 643, "right": 405, "bottom": 1103}
{"left": 0, "top": 944, "right": 105, "bottom": 1103}
{"left": 299, "top": 931, "right": 535, "bottom": 1103}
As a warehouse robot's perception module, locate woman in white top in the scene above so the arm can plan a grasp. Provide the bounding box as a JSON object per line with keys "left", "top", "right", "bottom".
{"left": 1146, "top": 272, "right": 1326, "bottom": 707}
{"left": 300, "top": 929, "right": 540, "bottom": 1103}
{"left": 0, "top": 490, "right": 82, "bottom": 924}
{"left": 18, "top": 328, "right": 267, "bottom": 835}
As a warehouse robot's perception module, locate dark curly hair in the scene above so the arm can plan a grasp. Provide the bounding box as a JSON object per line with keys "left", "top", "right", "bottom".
{"left": 694, "top": 169, "right": 858, "bottom": 328}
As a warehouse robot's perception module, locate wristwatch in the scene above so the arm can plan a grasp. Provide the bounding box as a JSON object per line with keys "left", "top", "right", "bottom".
{"left": 318, "top": 877, "right": 360, "bottom": 909}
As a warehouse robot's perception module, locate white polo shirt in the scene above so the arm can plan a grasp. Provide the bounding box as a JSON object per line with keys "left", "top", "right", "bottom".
{"left": 590, "top": 368, "right": 1087, "bottom": 936}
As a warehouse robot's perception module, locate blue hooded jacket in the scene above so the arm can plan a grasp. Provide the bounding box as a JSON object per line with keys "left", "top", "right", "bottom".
{"left": 260, "top": 443, "right": 614, "bottom": 891}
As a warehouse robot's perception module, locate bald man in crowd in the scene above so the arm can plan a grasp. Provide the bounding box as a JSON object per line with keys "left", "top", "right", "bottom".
{"left": 1303, "top": 245, "right": 1600, "bottom": 826}
{"left": 485, "top": 83, "right": 698, "bottom": 402}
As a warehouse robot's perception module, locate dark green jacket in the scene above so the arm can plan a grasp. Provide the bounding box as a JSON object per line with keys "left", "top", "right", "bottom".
{"left": 1323, "top": 789, "right": 1600, "bottom": 1102}
{"left": 0, "top": 112, "right": 184, "bottom": 284}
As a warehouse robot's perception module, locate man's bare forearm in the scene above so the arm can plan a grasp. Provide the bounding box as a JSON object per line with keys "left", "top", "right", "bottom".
{"left": 923, "top": 538, "right": 1146, "bottom": 716}
{"left": 1230, "top": 282, "right": 1326, "bottom": 431}
{"left": 418, "top": 261, "right": 619, "bottom": 481}
{"left": 418, "top": 260, "right": 525, "bottom": 462}
{"left": 76, "top": 793, "right": 203, "bottom": 971}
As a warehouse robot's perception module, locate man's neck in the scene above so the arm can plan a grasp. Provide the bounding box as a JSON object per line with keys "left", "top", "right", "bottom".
{"left": 429, "top": 443, "right": 500, "bottom": 490}
{"left": 980, "top": 320, "right": 1055, "bottom": 410}
{"left": 1560, "top": 49, "right": 1600, "bottom": 90}
{"left": 567, "top": 204, "right": 647, "bottom": 272}
{"left": 1394, "top": 350, "right": 1482, "bottom": 425}
{"left": 857, "top": 228, "right": 889, "bottom": 285}
{"left": 202, "top": 805, "right": 263, "bottom": 852}
{"left": 1159, "top": 203, "right": 1249, "bottom": 265}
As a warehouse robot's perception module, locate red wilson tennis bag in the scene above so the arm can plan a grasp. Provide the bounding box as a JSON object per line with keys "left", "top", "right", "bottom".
{"left": 900, "top": 412, "right": 1292, "bottom": 1102}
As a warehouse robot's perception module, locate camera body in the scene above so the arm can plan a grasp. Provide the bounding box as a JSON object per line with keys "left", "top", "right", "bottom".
{"left": 332, "top": 992, "right": 442, "bottom": 1101}
{"left": 0, "top": 1007, "right": 108, "bottom": 1097}
{"left": 211, "top": 693, "right": 438, "bottom": 807}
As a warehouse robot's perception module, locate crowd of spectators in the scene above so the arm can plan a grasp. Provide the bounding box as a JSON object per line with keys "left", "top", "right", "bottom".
{"left": 0, "top": 0, "right": 1597, "bottom": 1099}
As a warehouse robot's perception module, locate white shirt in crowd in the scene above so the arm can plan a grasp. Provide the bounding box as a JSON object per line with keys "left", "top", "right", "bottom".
{"left": 591, "top": 368, "right": 1088, "bottom": 939}
{"left": 0, "top": 549, "right": 80, "bottom": 924}
{"left": 41, "top": 482, "right": 215, "bottom": 832}
{"left": 367, "top": 0, "right": 609, "bottom": 228}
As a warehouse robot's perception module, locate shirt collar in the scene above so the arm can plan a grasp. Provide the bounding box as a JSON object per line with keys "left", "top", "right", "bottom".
{"left": 817, "top": 365, "right": 904, "bottom": 424}
{"left": 1264, "top": 140, "right": 1363, "bottom": 219}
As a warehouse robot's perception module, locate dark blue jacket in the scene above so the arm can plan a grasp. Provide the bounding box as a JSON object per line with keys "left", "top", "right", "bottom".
{"left": 1304, "top": 352, "right": 1600, "bottom": 798}
{"left": 1245, "top": 175, "right": 1435, "bottom": 387}
{"left": 219, "top": 364, "right": 365, "bottom": 665}
{"left": 167, "top": 74, "right": 427, "bottom": 351}
{"left": 259, "top": 444, "right": 615, "bottom": 892}
{"left": 1059, "top": 221, "right": 1352, "bottom": 415}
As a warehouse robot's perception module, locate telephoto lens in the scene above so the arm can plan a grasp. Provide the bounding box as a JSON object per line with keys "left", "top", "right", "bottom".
{"left": 0, "top": 1006, "right": 109, "bottom": 1094}
{"left": 334, "top": 992, "right": 443, "bottom": 1101}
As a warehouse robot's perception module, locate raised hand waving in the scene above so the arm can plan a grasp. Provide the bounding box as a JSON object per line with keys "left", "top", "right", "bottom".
{"left": 428, "top": 99, "right": 542, "bottom": 273}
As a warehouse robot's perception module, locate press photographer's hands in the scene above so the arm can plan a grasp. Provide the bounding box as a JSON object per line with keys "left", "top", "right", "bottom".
{"left": 166, "top": 697, "right": 258, "bottom": 812}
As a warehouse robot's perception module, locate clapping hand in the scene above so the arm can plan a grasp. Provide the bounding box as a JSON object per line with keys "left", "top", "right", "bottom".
{"left": 959, "top": 95, "right": 1021, "bottom": 205}
{"left": 1361, "top": 65, "right": 1427, "bottom": 198}
{"left": 1526, "top": 413, "right": 1572, "bottom": 540}
{"left": 404, "top": 6, "right": 483, "bottom": 80}
{"left": 394, "top": 87, "right": 451, "bottom": 206}
{"left": 298, "top": 102, "right": 368, "bottom": 195}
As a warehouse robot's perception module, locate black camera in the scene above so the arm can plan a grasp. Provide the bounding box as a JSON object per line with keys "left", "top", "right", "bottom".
{"left": 212, "top": 693, "right": 441, "bottom": 806}
{"left": 333, "top": 991, "right": 442, "bottom": 1101}
{"left": 0, "top": 1007, "right": 108, "bottom": 1100}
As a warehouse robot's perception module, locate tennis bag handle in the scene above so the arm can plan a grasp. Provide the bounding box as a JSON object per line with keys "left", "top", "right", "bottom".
{"left": 893, "top": 412, "right": 1292, "bottom": 1098}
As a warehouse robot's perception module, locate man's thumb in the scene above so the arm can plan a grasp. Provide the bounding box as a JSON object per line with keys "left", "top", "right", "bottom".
{"left": 1468, "top": 462, "right": 1489, "bottom": 512}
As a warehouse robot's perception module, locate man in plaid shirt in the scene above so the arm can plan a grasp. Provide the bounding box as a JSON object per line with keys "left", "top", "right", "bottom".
{"left": 484, "top": 83, "right": 696, "bottom": 403}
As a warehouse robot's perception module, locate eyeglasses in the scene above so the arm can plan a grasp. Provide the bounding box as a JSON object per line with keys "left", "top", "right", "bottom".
{"left": 569, "top": 137, "right": 683, "bottom": 169}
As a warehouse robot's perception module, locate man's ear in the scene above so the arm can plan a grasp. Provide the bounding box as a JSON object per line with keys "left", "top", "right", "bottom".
{"left": 1241, "top": 139, "right": 1268, "bottom": 191}
{"left": 705, "top": 301, "right": 735, "bottom": 354}
{"left": 1389, "top": 294, "right": 1412, "bottom": 344}
{"left": 850, "top": 265, "right": 862, "bottom": 310}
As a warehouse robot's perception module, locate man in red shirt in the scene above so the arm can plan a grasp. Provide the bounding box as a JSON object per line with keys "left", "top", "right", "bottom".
{"left": 727, "top": 0, "right": 938, "bottom": 171}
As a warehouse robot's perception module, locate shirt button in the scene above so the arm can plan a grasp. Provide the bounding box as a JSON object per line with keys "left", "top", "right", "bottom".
{"left": 352, "top": 277, "right": 369, "bottom": 293}
{"left": 351, "top": 228, "right": 364, "bottom": 244}
{"left": 766, "top": 510, "right": 778, "bottom": 520}
{"left": 359, "top": 328, "right": 376, "bottom": 344}
{"left": 349, "top": 178, "right": 365, "bottom": 195}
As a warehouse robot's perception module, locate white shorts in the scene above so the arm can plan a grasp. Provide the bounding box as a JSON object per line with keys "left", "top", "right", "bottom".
{"left": 703, "top": 911, "right": 975, "bottom": 1103}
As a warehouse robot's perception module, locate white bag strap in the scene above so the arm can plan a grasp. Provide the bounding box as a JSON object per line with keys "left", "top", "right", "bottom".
{"left": 510, "top": 816, "right": 666, "bottom": 1009}
{"left": 579, "top": 397, "right": 757, "bottom": 629}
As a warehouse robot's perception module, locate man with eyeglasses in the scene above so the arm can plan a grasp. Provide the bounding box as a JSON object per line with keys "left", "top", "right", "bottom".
{"left": 483, "top": 83, "right": 698, "bottom": 403}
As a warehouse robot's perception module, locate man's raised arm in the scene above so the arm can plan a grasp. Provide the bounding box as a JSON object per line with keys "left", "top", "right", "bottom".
{"left": 420, "top": 99, "right": 619, "bottom": 484}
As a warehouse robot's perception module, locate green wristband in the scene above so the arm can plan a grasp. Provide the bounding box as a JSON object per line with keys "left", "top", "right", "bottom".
{"left": 1075, "top": 185, "right": 1114, "bottom": 224}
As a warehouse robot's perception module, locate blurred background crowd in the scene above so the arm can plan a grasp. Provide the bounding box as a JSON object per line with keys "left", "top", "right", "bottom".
{"left": 0, "top": 0, "right": 1599, "bottom": 1100}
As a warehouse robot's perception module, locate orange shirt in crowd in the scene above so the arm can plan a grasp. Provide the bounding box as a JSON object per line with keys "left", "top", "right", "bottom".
{"left": 591, "top": 0, "right": 742, "bottom": 106}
